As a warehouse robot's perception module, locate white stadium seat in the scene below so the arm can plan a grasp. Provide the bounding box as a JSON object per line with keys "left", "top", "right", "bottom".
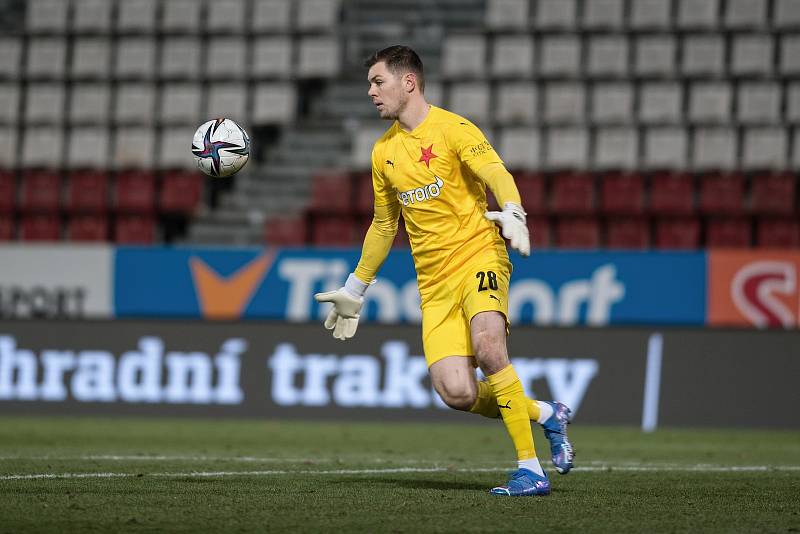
{"left": 546, "top": 127, "right": 589, "bottom": 170}
{"left": 296, "top": 0, "right": 342, "bottom": 32}
{"left": 629, "top": 0, "right": 672, "bottom": 30}
{"left": 544, "top": 82, "right": 585, "bottom": 124}
{"left": 115, "top": 38, "right": 157, "bottom": 79}
{"left": 21, "top": 127, "right": 64, "bottom": 168}
{"left": 72, "top": 0, "right": 113, "bottom": 33}
{"left": 582, "top": 0, "right": 624, "bottom": 29}
{"left": 688, "top": 82, "right": 732, "bottom": 124}
{"left": 586, "top": 36, "right": 628, "bottom": 78}
{"left": 161, "top": 37, "right": 202, "bottom": 80}
{"left": 26, "top": 0, "right": 68, "bottom": 33}
{"left": 639, "top": 83, "right": 683, "bottom": 124}
{"left": 67, "top": 127, "right": 109, "bottom": 169}
{"left": 158, "top": 126, "right": 197, "bottom": 170}
{"left": 161, "top": 0, "right": 202, "bottom": 33}
{"left": 643, "top": 127, "right": 688, "bottom": 170}
{"left": 252, "top": 37, "right": 293, "bottom": 79}
{"left": 779, "top": 36, "right": 800, "bottom": 75}
{"left": 593, "top": 127, "right": 638, "bottom": 170}
{"left": 786, "top": 83, "right": 800, "bottom": 122}
{"left": 207, "top": 0, "right": 248, "bottom": 33}
{"left": 0, "top": 37, "right": 22, "bottom": 79}
{"left": 485, "top": 0, "right": 530, "bottom": 31}
{"left": 677, "top": 0, "right": 719, "bottom": 29}
{"left": 448, "top": 82, "right": 491, "bottom": 126}
{"left": 498, "top": 127, "right": 541, "bottom": 169}
{"left": 634, "top": 36, "right": 676, "bottom": 78}
{"left": 26, "top": 38, "right": 67, "bottom": 79}
{"left": 25, "top": 83, "right": 65, "bottom": 124}
{"left": 725, "top": 0, "right": 767, "bottom": 29}
{"left": 442, "top": 34, "right": 486, "bottom": 78}
{"left": 114, "top": 127, "right": 155, "bottom": 169}
{"left": 0, "top": 84, "right": 20, "bottom": 125}
{"left": 423, "top": 82, "right": 443, "bottom": 107}
{"left": 71, "top": 38, "right": 112, "bottom": 79}
{"left": 682, "top": 35, "right": 725, "bottom": 77}
{"left": 252, "top": 0, "right": 292, "bottom": 32}
{"left": 206, "top": 83, "right": 248, "bottom": 122}
{"left": 730, "top": 35, "right": 773, "bottom": 77}
{"left": 115, "top": 84, "right": 157, "bottom": 125}
{"left": 742, "top": 128, "right": 787, "bottom": 170}
{"left": 535, "top": 0, "right": 577, "bottom": 29}
{"left": 351, "top": 125, "right": 386, "bottom": 168}
{"left": 591, "top": 83, "right": 633, "bottom": 125}
{"left": 774, "top": 0, "right": 800, "bottom": 29}
{"left": 491, "top": 35, "right": 534, "bottom": 78}
{"left": 496, "top": 83, "right": 538, "bottom": 125}
{"left": 737, "top": 83, "right": 781, "bottom": 125}
{"left": 117, "top": 0, "right": 158, "bottom": 33}
{"left": 693, "top": 128, "right": 737, "bottom": 170}
{"left": 0, "top": 128, "right": 17, "bottom": 167}
{"left": 69, "top": 84, "right": 111, "bottom": 124}
{"left": 253, "top": 83, "right": 297, "bottom": 124}
{"left": 540, "top": 35, "right": 581, "bottom": 78}
{"left": 297, "top": 37, "right": 341, "bottom": 78}
{"left": 206, "top": 37, "right": 247, "bottom": 79}
{"left": 160, "top": 84, "right": 203, "bottom": 125}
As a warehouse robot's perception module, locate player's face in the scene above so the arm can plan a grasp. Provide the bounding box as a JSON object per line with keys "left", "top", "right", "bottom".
{"left": 367, "top": 62, "right": 408, "bottom": 120}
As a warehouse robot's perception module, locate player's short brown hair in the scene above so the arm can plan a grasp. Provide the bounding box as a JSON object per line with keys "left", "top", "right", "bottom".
{"left": 364, "top": 45, "right": 425, "bottom": 93}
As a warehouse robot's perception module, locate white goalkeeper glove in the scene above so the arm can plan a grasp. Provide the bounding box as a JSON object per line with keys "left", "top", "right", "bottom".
{"left": 485, "top": 202, "right": 531, "bottom": 257}
{"left": 313, "top": 273, "right": 368, "bottom": 340}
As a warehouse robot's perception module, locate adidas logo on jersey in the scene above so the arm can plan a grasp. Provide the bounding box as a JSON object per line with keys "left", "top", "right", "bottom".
{"left": 397, "top": 176, "right": 444, "bottom": 206}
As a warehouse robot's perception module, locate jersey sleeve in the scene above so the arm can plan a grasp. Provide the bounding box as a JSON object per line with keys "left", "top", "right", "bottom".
{"left": 449, "top": 121, "right": 504, "bottom": 172}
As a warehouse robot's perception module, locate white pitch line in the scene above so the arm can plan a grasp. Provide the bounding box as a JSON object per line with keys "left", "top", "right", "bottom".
{"left": 2, "top": 465, "right": 800, "bottom": 481}
{"left": 0, "top": 455, "right": 324, "bottom": 462}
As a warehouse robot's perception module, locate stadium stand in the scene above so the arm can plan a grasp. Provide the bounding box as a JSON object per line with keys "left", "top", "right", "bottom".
{"left": 0, "top": 0, "right": 796, "bottom": 250}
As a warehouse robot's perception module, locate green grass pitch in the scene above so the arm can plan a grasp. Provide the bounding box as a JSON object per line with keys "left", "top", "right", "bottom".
{"left": 0, "top": 416, "right": 798, "bottom": 533}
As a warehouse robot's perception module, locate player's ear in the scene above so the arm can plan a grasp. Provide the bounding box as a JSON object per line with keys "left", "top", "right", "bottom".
{"left": 403, "top": 72, "right": 417, "bottom": 94}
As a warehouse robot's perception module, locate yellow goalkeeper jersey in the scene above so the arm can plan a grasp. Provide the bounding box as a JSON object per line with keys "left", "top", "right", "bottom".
{"left": 371, "top": 105, "right": 509, "bottom": 292}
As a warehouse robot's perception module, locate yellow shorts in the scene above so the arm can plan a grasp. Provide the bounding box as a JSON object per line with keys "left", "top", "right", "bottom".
{"left": 421, "top": 258, "right": 511, "bottom": 367}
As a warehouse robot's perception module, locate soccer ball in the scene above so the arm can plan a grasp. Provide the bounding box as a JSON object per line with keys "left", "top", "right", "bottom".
{"left": 191, "top": 118, "right": 250, "bottom": 177}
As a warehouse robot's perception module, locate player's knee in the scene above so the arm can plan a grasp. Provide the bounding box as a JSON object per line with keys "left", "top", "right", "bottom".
{"left": 434, "top": 380, "right": 475, "bottom": 411}
{"left": 472, "top": 332, "right": 507, "bottom": 374}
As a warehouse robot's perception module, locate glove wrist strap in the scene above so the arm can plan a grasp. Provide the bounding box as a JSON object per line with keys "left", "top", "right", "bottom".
{"left": 344, "top": 273, "right": 369, "bottom": 298}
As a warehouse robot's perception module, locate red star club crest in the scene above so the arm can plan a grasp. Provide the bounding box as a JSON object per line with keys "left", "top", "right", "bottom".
{"left": 418, "top": 144, "right": 438, "bottom": 167}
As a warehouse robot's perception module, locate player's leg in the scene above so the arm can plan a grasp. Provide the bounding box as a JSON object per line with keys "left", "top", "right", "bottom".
{"left": 429, "top": 355, "right": 478, "bottom": 411}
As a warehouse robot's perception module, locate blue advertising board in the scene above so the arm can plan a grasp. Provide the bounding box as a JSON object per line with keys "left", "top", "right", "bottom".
{"left": 114, "top": 247, "right": 706, "bottom": 326}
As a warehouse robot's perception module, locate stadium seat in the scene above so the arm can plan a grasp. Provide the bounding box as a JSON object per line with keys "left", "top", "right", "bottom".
{"left": 206, "top": 38, "right": 247, "bottom": 79}
{"left": 115, "top": 215, "right": 156, "bottom": 244}
{"left": 536, "top": 0, "right": 577, "bottom": 29}
{"left": 655, "top": 217, "right": 701, "bottom": 249}
{"left": 264, "top": 215, "right": 307, "bottom": 246}
{"left": 630, "top": 0, "right": 671, "bottom": 29}
{"left": 756, "top": 218, "right": 800, "bottom": 248}
{"left": 498, "top": 128, "right": 541, "bottom": 169}
{"left": 546, "top": 128, "right": 589, "bottom": 170}
{"left": 591, "top": 83, "right": 633, "bottom": 124}
{"left": 206, "top": 0, "right": 248, "bottom": 33}
{"left": 115, "top": 171, "right": 155, "bottom": 213}
{"left": 448, "top": 83, "right": 491, "bottom": 126}
{"left": 555, "top": 217, "right": 600, "bottom": 249}
{"left": 634, "top": 36, "right": 676, "bottom": 78}
{"left": 544, "top": 82, "right": 585, "bottom": 124}
{"left": 583, "top": 0, "right": 624, "bottom": 29}
{"left": 161, "top": 0, "right": 201, "bottom": 33}
{"left": 586, "top": 36, "right": 628, "bottom": 78}
{"left": 550, "top": 173, "right": 595, "bottom": 214}
{"left": 0, "top": 215, "right": 13, "bottom": 240}
{"left": 161, "top": 37, "right": 201, "bottom": 80}
{"left": 742, "top": 128, "right": 787, "bottom": 170}
{"left": 540, "top": 35, "right": 581, "bottom": 77}
{"left": 115, "top": 84, "right": 156, "bottom": 125}
{"left": 25, "top": 83, "right": 65, "bottom": 124}
{"left": 750, "top": 173, "right": 796, "bottom": 214}
{"left": 786, "top": 83, "right": 800, "bottom": 122}
{"left": 297, "top": 37, "right": 341, "bottom": 78}
{"left": 515, "top": 173, "right": 547, "bottom": 215}
{"left": 26, "top": 0, "right": 67, "bottom": 32}
{"left": 253, "top": 83, "right": 297, "bottom": 125}
{"left": 529, "top": 216, "right": 551, "bottom": 249}
{"left": 21, "top": 127, "right": 64, "bottom": 168}
{"left": 354, "top": 172, "right": 374, "bottom": 214}
{"left": 688, "top": 82, "right": 732, "bottom": 124}
{"left": 677, "top": 0, "right": 719, "bottom": 29}
{"left": 693, "top": 128, "right": 737, "bottom": 171}
{"left": 0, "top": 38, "right": 22, "bottom": 79}
{"left": 650, "top": 172, "right": 695, "bottom": 215}
{"left": 442, "top": 34, "right": 486, "bottom": 79}
{"left": 311, "top": 214, "right": 357, "bottom": 246}
{"left": 26, "top": 38, "right": 67, "bottom": 79}
{"left": 485, "top": 0, "right": 530, "bottom": 30}
{"left": 0, "top": 171, "right": 15, "bottom": 213}
{"left": 69, "top": 83, "right": 111, "bottom": 124}
{"left": 351, "top": 127, "right": 385, "bottom": 169}
{"left": 116, "top": 0, "right": 157, "bottom": 32}
{"left": 0, "top": 83, "right": 20, "bottom": 125}
{"left": 774, "top": 0, "right": 800, "bottom": 28}
{"left": 19, "top": 214, "right": 61, "bottom": 241}
{"left": 71, "top": 38, "right": 111, "bottom": 80}
{"left": 706, "top": 217, "right": 752, "bottom": 248}
{"left": 160, "top": 84, "right": 202, "bottom": 125}
{"left": 158, "top": 126, "right": 196, "bottom": 170}
{"left": 72, "top": 0, "right": 112, "bottom": 33}
{"left": 725, "top": 0, "right": 768, "bottom": 28}
{"left": 643, "top": 128, "right": 688, "bottom": 170}
{"left": 66, "top": 128, "right": 110, "bottom": 169}
{"left": 309, "top": 172, "right": 353, "bottom": 214}
{"left": 737, "top": 83, "right": 781, "bottom": 124}
{"left": 731, "top": 35, "right": 773, "bottom": 77}
{"left": 20, "top": 171, "right": 61, "bottom": 213}
{"left": 252, "top": 37, "right": 293, "bottom": 79}
{"left": 490, "top": 35, "right": 534, "bottom": 78}
{"left": 206, "top": 83, "right": 247, "bottom": 122}
{"left": 252, "top": 0, "right": 292, "bottom": 32}
{"left": 160, "top": 171, "right": 203, "bottom": 214}
{"left": 780, "top": 36, "right": 800, "bottom": 75}
{"left": 639, "top": 83, "right": 682, "bottom": 125}
{"left": 682, "top": 35, "right": 725, "bottom": 77}
{"left": 607, "top": 217, "right": 650, "bottom": 249}
{"left": 594, "top": 128, "right": 638, "bottom": 171}
{"left": 600, "top": 173, "right": 644, "bottom": 214}
{"left": 67, "top": 215, "right": 108, "bottom": 242}
{"left": 296, "top": 0, "right": 342, "bottom": 32}
{"left": 699, "top": 173, "right": 745, "bottom": 214}
{"left": 66, "top": 171, "right": 108, "bottom": 213}
{"left": 114, "top": 128, "right": 155, "bottom": 169}
{"left": 115, "top": 38, "right": 156, "bottom": 80}
{"left": 0, "top": 128, "right": 17, "bottom": 169}
{"left": 496, "top": 83, "right": 537, "bottom": 125}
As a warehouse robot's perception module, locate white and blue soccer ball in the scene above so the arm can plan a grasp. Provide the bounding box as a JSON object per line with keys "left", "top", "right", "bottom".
{"left": 191, "top": 118, "right": 250, "bottom": 177}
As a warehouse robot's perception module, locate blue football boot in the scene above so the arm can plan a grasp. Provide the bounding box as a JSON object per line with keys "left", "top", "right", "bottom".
{"left": 541, "top": 401, "right": 575, "bottom": 474}
{"left": 490, "top": 468, "right": 551, "bottom": 497}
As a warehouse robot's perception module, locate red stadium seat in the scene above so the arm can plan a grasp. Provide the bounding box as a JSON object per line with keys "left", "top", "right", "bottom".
{"left": 756, "top": 217, "right": 800, "bottom": 248}
{"left": 19, "top": 214, "right": 61, "bottom": 241}
{"left": 606, "top": 217, "right": 650, "bottom": 249}
{"left": 115, "top": 171, "right": 156, "bottom": 214}
{"left": 115, "top": 215, "right": 156, "bottom": 244}
{"left": 160, "top": 171, "right": 203, "bottom": 214}
{"left": 528, "top": 216, "right": 551, "bottom": 250}
{"left": 264, "top": 215, "right": 307, "bottom": 246}
{"left": 650, "top": 172, "right": 694, "bottom": 215}
{"left": 308, "top": 172, "right": 353, "bottom": 214}
{"left": 66, "top": 171, "right": 109, "bottom": 213}
{"left": 600, "top": 173, "right": 644, "bottom": 215}
{"left": 0, "top": 171, "right": 16, "bottom": 213}
{"left": 310, "top": 214, "right": 356, "bottom": 246}
{"left": 20, "top": 170, "right": 61, "bottom": 213}
{"left": 750, "top": 173, "right": 795, "bottom": 215}
{"left": 67, "top": 215, "right": 108, "bottom": 242}
{"left": 655, "top": 217, "right": 700, "bottom": 249}
{"left": 354, "top": 172, "right": 374, "bottom": 214}
{"left": 706, "top": 217, "right": 752, "bottom": 248}
{"left": 699, "top": 173, "right": 745, "bottom": 214}
{"left": 550, "top": 173, "right": 595, "bottom": 214}
{"left": 0, "top": 215, "right": 14, "bottom": 240}
{"left": 516, "top": 173, "right": 547, "bottom": 215}
{"left": 555, "top": 217, "right": 600, "bottom": 249}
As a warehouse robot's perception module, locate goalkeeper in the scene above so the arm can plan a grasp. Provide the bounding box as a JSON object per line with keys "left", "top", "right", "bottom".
{"left": 315, "top": 45, "right": 574, "bottom": 497}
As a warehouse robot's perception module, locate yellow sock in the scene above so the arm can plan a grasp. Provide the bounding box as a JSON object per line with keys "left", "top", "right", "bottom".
{"left": 470, "top": 380, "right": 542, "bottom": 422}
{"left": 486, "top": 365, "right": 536, "bottom": 460}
